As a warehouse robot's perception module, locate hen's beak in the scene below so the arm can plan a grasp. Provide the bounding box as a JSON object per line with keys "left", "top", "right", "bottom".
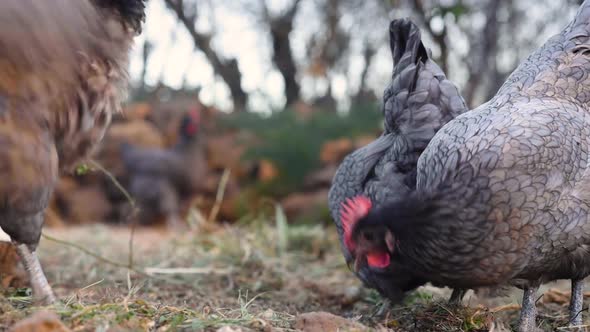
{"left": 352, "top": 256, "right": 366, "bottom": 273}
{"left": 353, "top": 258, "right": 362, "bottom": 273}
{"left": 347, "top": 259, "right": 355, "bottom": 272}
{"left": 385, "top": 231, "right": 396, "bottom": 252}
{"left": 346, "top": 257, "right": 362, "bottom": 273}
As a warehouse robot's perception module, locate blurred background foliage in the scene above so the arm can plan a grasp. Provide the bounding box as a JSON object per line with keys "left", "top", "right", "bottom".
{"left": 221, "top": 102, "right": 382, "bottom": 196}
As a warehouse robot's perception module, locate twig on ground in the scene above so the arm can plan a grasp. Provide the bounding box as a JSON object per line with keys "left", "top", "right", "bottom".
{"left": 144, "top": 267, "right": 233, "bottom": 275}
{"left": 207, "top": 168, "right": 231, "bottom": 223}
{"left": 41, "top": 160, "right": 152, "bottom": 283}
{"left": 556, "top": 324, "right": 590, "bottom": 331}
{"left": 87, "top": 159, "right": 139, "bottom": 269}
{"left": 489, "top": 304, "right": 521, "bottom": 313}
{"left": 67, "top": 279, "right": 105, "bottom": 306}
{"left": 40, "top": 232, "right": 149, "bottom": 278}
{"left": 87, "top": 160, "right": 136, "bottom": 209}
{"left": 128, "top": 221, "right": 137, "bottom": 268}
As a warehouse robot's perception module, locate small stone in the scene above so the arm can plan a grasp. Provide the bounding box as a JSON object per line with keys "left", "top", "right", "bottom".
{"left": 341, "top": 286, "right": 362, "bottom": 305}
{"left": 294, "top": 312, "right": 367, "bottom": 332}
{"left": 9, "top": 311, "right": 71, "bottom": 332}
{"left": 216, "top": 326, "right": 239, "bottom": 332}
{"left": 262, "top": 309, "right": 275, "bottom": 320}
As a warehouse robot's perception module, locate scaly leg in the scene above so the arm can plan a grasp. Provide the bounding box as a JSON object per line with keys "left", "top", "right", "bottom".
{"left": 517, "top": 285, "right": 539, "bottom": 332}
{"left": 449, "top": 288, "right": 466, "bottom": 305}
{"left": 373, "top": 298, "right": 391, "bottom": 317}
{"left": 569, "top": 279, "right": 584, "bottom": 327}
{"left": 14, "top": 243, "right": 55, "bottom": 305}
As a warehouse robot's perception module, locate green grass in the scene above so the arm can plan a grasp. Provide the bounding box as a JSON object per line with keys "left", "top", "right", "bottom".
{"left": 0, "top": 221, "right": 580, "bottom": 331}
{"left": 0, "top": 221, "right": 357, "bottom": 331}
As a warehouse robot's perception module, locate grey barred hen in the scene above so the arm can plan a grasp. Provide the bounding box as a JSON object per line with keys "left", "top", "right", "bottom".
{"left": 328, "top": 18, "right": 468, "bottom": 303}
{"left": 331, "top": 1, "right": 590, "bottom": 331}
{"left": 0, "top": 0, "right": 145, "bottom": 304}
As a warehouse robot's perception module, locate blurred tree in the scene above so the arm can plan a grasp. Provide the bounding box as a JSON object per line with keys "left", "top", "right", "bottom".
{"left": 351, "top": 44, "right": 378, "bottom": 106}
{"left": 155, "top": 0, "right": 582, "bottom": 112}
{"left": 137, "top": 39, "right": 153, "bottom": 96}
{"left": 164, "top": 0, "right": 248, "bottom": 112}
{"left": 459, "top": 0, "right": 502, "bottom": 106}
{"left": 395, "top": 0, "right": 581, "bottom": 107}
{"left": 305, "top": 0, "right": 349, "bottom": 110}
{"left": 262, "top": 0, "right": 302, "bottom": 107}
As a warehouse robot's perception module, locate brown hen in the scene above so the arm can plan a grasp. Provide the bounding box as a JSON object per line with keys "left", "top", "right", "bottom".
{"left": 0, "top": 0, "right": 146, "bottom": 304}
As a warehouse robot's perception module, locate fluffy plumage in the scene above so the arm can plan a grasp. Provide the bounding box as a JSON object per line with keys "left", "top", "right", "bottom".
{"left": 0, "top": 0, "right": 145, "bottom": 304}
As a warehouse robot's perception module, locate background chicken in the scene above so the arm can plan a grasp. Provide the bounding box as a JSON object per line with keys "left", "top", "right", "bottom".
{"left": 119, "top": 109, "right": 205, "bottom": 228}
{"left": 0, "top": 0, "right": 145, "bottom": 304}
{"left": 329, "top": 18, "right": 468, "bottom": 302}
{"left": 331, "top": 1, "right": 590, "bottom": 331}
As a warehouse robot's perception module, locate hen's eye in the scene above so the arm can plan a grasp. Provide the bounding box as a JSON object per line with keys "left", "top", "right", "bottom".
{"left": 363, "top": 232, "right": 374, "bottom": 241}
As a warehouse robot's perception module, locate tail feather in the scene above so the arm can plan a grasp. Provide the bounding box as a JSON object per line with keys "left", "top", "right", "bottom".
{"left": 363, "top": 19, "right": 468, "bottom": 206}
{"left": 382, "top": 18, "right": 467, "bottom": 147}
{"left": 389, "top": 19, "right": 428, "bottom": 66}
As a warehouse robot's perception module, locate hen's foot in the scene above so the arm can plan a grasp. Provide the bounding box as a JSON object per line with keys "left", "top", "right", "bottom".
{"left": 448, "top": 288, "right": 466, "bottom": 305}
{"left": 569, "top": 278, "right": 584, "bottom": 328}
{"left": 517, "top": 285, "right": 539, "bottom": 332}
{"left": 14, "top": 243, "right": 56, "bottom": 305}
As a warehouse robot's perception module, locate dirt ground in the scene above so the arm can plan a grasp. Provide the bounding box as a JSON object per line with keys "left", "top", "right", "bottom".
{"left": 0, "top": 222, "right": 586, "bottom": 331}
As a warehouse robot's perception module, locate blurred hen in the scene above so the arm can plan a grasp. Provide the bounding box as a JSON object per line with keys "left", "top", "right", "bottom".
{"left": 0, "top": 0, "right": 145, "bottom": 303}
{"left": 119, "top": 109, "right": 205, "bottom": 228}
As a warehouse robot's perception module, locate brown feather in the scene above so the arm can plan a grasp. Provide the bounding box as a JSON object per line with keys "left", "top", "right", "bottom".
{"left": 0, "top": 0, "right": 140, "bottom": 171}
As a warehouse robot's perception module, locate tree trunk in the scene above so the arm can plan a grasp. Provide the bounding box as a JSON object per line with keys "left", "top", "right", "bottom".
{"left": 265, "top": 0, "right": 302, "bottom": 108}
{"left": 165, "top": 0, "right": 248, "bottom": 112}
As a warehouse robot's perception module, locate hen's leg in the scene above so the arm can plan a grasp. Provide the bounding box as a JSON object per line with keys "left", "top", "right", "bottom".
{"left": 166, "top": 213, "right": 184, "bottom": 230}
{"left": 373, "top": 299, "right": 391, "bottom": 317}
{"left": 448, "top": 288, "right": 466, "bottom": 305}
{"left": 14, "top": 243, "right": 55, "bottom": 305}
{"left": 569, "top": 279, "right": 584, "bottom": 327}
{"left": 161, "top": 183, "right": 184, "bottom": 230}
{"left": 517, "top": 285, "right": 539, "bottom": 332}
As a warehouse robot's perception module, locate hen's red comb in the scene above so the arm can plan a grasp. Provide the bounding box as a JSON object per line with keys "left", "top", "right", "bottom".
{"left": 189, "top": 108, "right": 201, "bottom": 123}
{"left": 185, "top": 108, "right": 201, "bottom": 135}
{"left": 340, "top": 196, "right": 372, "bottom": 252}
